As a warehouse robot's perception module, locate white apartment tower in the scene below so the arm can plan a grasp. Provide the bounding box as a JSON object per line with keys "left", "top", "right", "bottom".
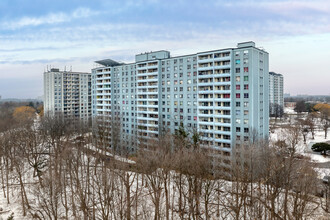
{"left": 269, "top": 72, "right": 284, "bottom": 115}
{"left": 44, "top": 68, "right": 91, "bottom": 122}
{"left": 92, "top": 42, "right": 269, "bottom": 164}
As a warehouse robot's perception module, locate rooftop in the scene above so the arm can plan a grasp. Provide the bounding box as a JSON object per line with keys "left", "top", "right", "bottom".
{"left": 95, "top": 59, "right": 123, "bottom": 67}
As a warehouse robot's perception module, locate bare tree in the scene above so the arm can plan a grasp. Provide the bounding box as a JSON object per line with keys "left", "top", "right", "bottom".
{"left": 298, "top": 118, "right": 310, "bottom": 144}
{"left": 270, "top": 103, "right": 284, "bottom": 122}
{"left": 319, "top": 108, "right": 330, "bottom": 139}
{"left": 306, "top": 112, "right": 317, "bottom": 139}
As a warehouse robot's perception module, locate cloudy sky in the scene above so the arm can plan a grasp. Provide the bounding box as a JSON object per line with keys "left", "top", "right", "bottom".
{"left": 0, "top": 0, "right": 329, "bottom": 99}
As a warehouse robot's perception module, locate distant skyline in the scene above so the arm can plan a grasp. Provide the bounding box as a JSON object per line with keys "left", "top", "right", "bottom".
{"left": 0, "top": 0, "right": 330, "bottom": 98}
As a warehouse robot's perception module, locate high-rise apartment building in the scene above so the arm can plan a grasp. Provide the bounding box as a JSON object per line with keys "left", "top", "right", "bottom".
{"left": 44, "top": 68, "right": 91, "bottom": 122}
{"left": 91, "top": 42, "right": 269, "bottom": 163}
{"left": 269, "top": 72, "right": 284, "bottom": 115}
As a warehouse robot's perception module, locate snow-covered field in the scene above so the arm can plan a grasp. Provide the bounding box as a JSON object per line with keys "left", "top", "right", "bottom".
{"left": 270, "top": 107, "right": 330, "bottom": 179}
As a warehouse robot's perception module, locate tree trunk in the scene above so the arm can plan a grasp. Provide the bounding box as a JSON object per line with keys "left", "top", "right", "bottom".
{"left": 126, "top": 173, "right": 131, "bottom": 220}
{"left": 5, "top": 158, "right": 10, "bottom": 204}
{"left": 164, "top": 173, "right": 170, "bottom": 220}
{"left": 17, "top": 170, "right": 28, "bottom": 216}
{"left": 0, "top": 158, "right": 6, "bottom": 199}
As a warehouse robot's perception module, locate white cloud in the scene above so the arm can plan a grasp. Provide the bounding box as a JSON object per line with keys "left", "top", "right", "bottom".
{"left": 2, "top": 7, "right": 98, "bottom": 30}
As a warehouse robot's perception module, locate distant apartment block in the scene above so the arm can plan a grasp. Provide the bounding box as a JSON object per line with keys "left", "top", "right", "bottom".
{"left": 284, "top": 93, "right": 290, "bottom": 98}
{"left": 91, "top": 41, "right": 269, "bottom": 164}
{"left": 44, "top": 68, "right": 91, "bottom": 122}
{"left": 269, "top": 72, "right": 284, "bottom": 115}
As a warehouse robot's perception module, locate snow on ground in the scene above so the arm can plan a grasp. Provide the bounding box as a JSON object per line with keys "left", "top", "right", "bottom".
{"left": 270, "top": 107, "right": 330, "bottom": 178}
{"left": 284, "top": 107, "right": 296, "bottom": 114}
{"left": 0, "top": 188, "right": 32, "bottom": 220}
{"left": 86, "top": 144, "right": 136, "bottom": 164}
{"left": 302, "top": 131, "right": 330, "bottom": 163}
{"left": 0, "top": 169, "right": 37, "bottom": 220}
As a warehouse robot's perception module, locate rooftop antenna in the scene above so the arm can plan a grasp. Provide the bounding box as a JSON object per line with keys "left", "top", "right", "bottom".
{"left": 70, "top": 66, "right": 72, "bottom": 72}
{"left": 64, "top": 66, "right": 66, "bottom": 72}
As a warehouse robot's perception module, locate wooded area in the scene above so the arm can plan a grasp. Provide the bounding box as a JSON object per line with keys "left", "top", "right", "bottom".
{"left": 0, "top": 102, "right": 329, "bottom": 219}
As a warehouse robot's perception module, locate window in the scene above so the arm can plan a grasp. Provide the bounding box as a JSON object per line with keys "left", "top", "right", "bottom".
{"left": 236, "top": 102, "right": 240, "bottom": 107}
{"left": 244, "top": 93, "right": 249, "bottom": 98}
{"left": 244, "top": 102, "right": 249, "bottom": 107}
{"left": 224, "top": 94, "right": 230, "bottom": 98}
{"left": 244, "top": 119, "right": 248, "bottom": 124}
{"left": 236, "top": 85, "right": 240, "bottom": 90}
{"left": 244, "top": 67, "right": 249, "bottom": 72}
{"left": 236, "top": 127, "right": 241, "bottom": 132}
{"left": 244, "top": 84, "right": 249, "bottom": 90}
{"left": 236, "top": 93, "right": 240, "bottom": 98}
{"left": 244, "top": 76, "right": 249, "bottom": 81}
{"left": 244, "top": 110, "right": 248, "bottom": 115}
{"left": 236, "top": 68, "right": 240, "bottom": 73}
{"left": 236, "top": 119, "right": 241, "bottom": 124}
{"left": 236, "top": 110, "right": 240, "bottom": 115}
{"left": 236, "top": 76, "right": 240, "bottom": 82}
{"left": 243, "top": 58, "right": 248, "bottom": 64}
{"left": 235, "top": 59, "right": 240, "bottom": 64}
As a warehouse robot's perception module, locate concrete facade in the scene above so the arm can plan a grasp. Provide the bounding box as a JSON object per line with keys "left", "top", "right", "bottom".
{"left": 91, "top": 42, "right": 269, "bottom": 164}
{"left": 44, "top": 68, "right": 91, "bottom": 122}
{"left": 269, "top": 72, "right": 284, "bottom": 115}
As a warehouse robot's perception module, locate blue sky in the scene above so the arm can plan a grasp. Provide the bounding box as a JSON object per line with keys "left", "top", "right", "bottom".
{"left": 0, "top": 0, "right": 329, "bottom": 98}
